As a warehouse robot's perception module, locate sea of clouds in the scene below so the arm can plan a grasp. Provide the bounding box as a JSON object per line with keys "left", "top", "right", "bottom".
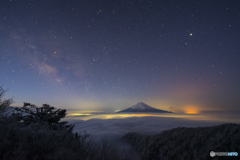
{"left": 68, "top": 116, "right": 223, "bottom": 142}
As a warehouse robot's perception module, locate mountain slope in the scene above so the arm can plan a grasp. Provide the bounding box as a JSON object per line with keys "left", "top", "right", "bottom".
{"left": 118, "top": 102, "right": 172, "bottom": 113}
{"left": 122, "top": 123, "right": 240, "bottom": 160}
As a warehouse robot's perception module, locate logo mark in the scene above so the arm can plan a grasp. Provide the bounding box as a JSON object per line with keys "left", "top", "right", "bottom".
{"left": 210, "top": 151, "right": 215, "bottom": 157}
{"left": 210, "top": 151, "right": 238, "bottom": 157}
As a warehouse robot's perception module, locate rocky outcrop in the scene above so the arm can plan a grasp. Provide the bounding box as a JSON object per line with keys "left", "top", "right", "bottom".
{"left": 122, "top": 123, "right": 240, "bottom": 160}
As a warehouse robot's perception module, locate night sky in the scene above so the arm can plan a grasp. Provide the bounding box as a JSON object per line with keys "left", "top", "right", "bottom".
{"left": 1, "top": 0, "right": 240, "bottom": 113}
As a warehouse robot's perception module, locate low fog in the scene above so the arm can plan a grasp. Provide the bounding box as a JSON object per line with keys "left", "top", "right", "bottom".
{"left": 69, "top": 116, "right": 223, "bottom": 142}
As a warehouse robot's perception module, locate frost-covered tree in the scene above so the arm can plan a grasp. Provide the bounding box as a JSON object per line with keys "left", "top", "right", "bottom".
{"left": 0, "top": 87, "right": 133, "bottom": 160}
{"left": 0, "top": 86, "right": 14, "bottom": 116}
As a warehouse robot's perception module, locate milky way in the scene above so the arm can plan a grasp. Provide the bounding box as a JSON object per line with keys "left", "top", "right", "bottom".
{"left": 1, "top": 1, "right": 240, "bottom": 113}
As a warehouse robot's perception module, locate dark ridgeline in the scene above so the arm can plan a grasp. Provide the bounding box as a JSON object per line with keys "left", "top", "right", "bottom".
{"left": 122, "top": 123, "right": 240, "bottom": 160}
{"left": 118, "top": 102, "right": 172, "bottom": 113}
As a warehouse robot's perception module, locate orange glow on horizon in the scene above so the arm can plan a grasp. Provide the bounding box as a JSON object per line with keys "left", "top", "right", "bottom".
{"left": 184, "top": 106, "right": 200, "bottom": 114}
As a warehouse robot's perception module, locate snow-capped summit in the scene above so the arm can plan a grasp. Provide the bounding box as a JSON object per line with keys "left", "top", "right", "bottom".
{"left": 118, "top": 102, "right": 172, "bottom": 113}
{"left": 129, "top": 102, "right": 155, "bottom": 110}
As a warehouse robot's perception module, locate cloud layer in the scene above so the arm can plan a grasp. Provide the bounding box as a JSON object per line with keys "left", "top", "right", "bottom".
{"left": 69, "top": 116, "right": 224, "bottom": 142}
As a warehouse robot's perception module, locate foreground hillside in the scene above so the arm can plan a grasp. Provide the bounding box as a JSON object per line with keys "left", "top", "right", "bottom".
{"left": 122, "top": 123, "right": 240, "bottom": 160}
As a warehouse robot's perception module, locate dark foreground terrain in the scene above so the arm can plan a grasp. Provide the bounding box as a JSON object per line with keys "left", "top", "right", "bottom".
{"left": 122, "top": 123, "right": 240, "bottom": 160}
{"left": 1, "top": 110, "right": 239, "bottom": 159}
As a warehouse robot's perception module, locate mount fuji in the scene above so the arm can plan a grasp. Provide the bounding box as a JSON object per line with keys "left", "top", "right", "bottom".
{"left": 117, "top": 102, "right": 172, "bottom": 113}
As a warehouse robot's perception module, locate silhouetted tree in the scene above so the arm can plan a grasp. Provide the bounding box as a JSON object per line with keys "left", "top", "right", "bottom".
{"left": 13, "top": 102, "right": 74, "bottom": 132}
{"left": 0, "top": 86, "right": 14, "bottom": 116}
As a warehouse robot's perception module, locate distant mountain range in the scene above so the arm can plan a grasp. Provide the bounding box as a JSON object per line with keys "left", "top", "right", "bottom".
{"left": 117, "top": 102, "right": 172, "bottom": 113}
